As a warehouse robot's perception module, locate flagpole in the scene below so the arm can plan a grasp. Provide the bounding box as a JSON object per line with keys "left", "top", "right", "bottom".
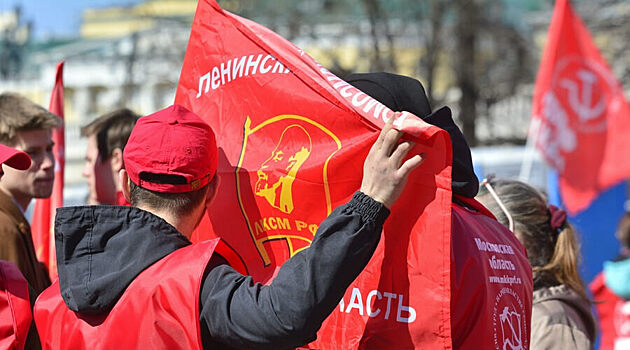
{"left": 519, "top": 118, "right": 540, "bottom": 182}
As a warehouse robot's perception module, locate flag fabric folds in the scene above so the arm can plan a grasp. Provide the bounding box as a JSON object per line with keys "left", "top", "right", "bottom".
{"left": 531, "top": 0, "right": 630, "bottom": 215}
{"left": 176, "top": 1, "right": 454, "bottom": 348}
{"left": 32, "top": 61, "right": 65, "bottom": 281}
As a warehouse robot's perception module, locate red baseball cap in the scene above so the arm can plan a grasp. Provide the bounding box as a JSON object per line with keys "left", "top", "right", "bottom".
{"left": 0, "top": 144, "right": 31, "bottom": 171}
{"left": 123, "top": 104, "right": 217, "bottom": 193}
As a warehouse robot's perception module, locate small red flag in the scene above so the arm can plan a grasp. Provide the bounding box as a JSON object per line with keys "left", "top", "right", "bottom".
{"left": 176, "top": 1, "right": 454, "bottom": 348}
{"left": 531, "top": 0, "right": 630, "bottom": 214}
{"left": 32, "top": 61, "right": 65, "bottom": 281}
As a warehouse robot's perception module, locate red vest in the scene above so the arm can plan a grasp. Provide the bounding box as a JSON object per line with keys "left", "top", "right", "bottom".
{"left": 451, "top": 198, "right": 533, "bottom": 350}
{"left": 34, "top": 239, "right": 219, "bottom": 350}
{"left": 0, "top": 260, "right": 32, "bottom": 350}
{"left": 591, "top": 272, "right": 630, "bottom": 350}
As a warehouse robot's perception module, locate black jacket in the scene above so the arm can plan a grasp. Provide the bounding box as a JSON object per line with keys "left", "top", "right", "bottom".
{"left": 54, "top": 191, "right": 388, "bottom": 349}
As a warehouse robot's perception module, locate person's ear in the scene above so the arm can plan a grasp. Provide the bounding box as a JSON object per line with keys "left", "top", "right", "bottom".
{"left": 205, "top": 175, "right": 221, "bottom": 208}
{"left": 119, "top": 169, "right": 131, "bottom": 203}
{"left": 110, "top": 148, "right": 124, "bottom": 172}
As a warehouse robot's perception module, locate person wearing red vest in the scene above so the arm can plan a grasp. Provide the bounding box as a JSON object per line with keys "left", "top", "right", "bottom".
{"left": 0, "top": 143, "right": 41, "bottom": 350}
{"left": 33, "top": 104, "right": 424, "bottom": 349}
{"left": 347, "top": 72, "right": 534, "bottom": 349}
{"left": 590, "top": 211, "right": 630, "bottom": 350}
{"left": 0, "top": 260, "right": 36, "bottom": 350}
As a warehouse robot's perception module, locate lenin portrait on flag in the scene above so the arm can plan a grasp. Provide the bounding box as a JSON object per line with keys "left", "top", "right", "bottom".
{"left": 236, "top": 114, "right": 342, "bottom": 268}
{"left": 255, "top": 123, "right": 312, "bottom": 214}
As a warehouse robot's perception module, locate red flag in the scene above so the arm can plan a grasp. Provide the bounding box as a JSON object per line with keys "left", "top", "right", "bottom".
{"left": 176, "top": 1, "right": 453, "bottom": 348}
{"left": 32, "top": 61, "right": 65, "bottom": 281}
{"left": 531, "top": 0, "right": 630, "bottom": 214}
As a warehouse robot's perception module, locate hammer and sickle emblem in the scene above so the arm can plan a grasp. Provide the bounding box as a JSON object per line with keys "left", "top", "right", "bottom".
{"left": 499, "top": 306, "right": 523, "bottom": 350}
{"left": 560, "top": 69, "right": 607, "bottom": 122}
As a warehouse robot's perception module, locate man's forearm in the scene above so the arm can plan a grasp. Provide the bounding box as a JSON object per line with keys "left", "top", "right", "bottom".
{"left": 199, "top": 191, "right": 389, "bottom": 349}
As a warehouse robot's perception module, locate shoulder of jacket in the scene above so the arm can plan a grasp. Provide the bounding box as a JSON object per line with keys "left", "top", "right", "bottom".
{"left": 532, "top": 296, "right": 587, "bottom": 331}
{"left": 531, "top": 322, "right": 592, "bottom": 349}
{"left": 0, "top": 212, "right": 23, "bottom": 235}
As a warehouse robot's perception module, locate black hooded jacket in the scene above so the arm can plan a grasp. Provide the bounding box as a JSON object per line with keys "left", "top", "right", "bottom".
{"left": 346, "top": 72, "right": 479, "bottom": 198}
{"left": 53, "top": 191, "right": 388, "bottom": 349}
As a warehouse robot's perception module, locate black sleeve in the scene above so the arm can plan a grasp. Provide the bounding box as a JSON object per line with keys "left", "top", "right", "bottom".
{"left": 199, "top": 191, "right": 389, "bottom": 350}
{"left": 26, "top": 284, "right": 42, "bottom": 350}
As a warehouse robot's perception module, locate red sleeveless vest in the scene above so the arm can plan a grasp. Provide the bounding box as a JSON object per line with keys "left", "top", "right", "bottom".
{"left": 591, "top": 272, "right": 630, "bottom": 350}
{"left": 34, "top": 239, "right": 219, "bottom": 350}
{"left": 451, "top": 198, "right": 533, "bottom": 350}
{"left": 0, "top": 260, "right": 32, "bottom": 350}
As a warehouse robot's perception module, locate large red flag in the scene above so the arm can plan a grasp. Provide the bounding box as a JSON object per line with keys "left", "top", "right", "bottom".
{"left": 176, "top": 1, "right": 453, "bottom": 348}
{"left": 531, "top": 0, "right": 630, "bottom": 214}
{"left": 32, "top": 61, "right": 65, "bottom": 281}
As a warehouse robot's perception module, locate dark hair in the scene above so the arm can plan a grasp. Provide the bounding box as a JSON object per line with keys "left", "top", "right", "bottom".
{"left": 0, "top": 92, "right": 61, "bottom": 145}
{"left": 128, "top": 174, "right": 211, "bottom": 217}
{"left": 477, "top": 178, "right": 588, "bottom": 300}
{"left": 81, "top": 108, "right": 139, "bottom": 162}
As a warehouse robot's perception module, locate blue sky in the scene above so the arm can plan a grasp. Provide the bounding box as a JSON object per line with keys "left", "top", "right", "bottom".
{"left": 0, "top": 0, "right": 141, "bottom": 39}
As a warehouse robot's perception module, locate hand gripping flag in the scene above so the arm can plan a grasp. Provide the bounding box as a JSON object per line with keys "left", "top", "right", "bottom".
{"left": 32, "top": 61, "right": 65, "bottom": 280}
{"left": 176, "top": 1, "right": 454, "bottom": 348}
{"left": 530, "top": 0, "right": 630, "bottom": 215}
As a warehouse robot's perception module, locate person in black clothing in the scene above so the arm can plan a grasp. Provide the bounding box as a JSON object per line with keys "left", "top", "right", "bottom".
{"left": 345, "top": 72, "right": 534, "bottom": 349}
{"left": 34, "top": 104, "right": 424, "bottom": 349}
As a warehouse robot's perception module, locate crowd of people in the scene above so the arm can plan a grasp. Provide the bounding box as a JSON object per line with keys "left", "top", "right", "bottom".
{"left": 0, "top": 72, "right": 628, "bottom": 349}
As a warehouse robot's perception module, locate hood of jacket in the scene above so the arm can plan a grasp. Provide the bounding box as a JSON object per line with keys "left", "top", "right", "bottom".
{"left": 345, "top": 72, "right": 479, "bottom": 197}
{"left": 54, "top": 205, "right": 191, "bottom": 314}
{"left": 533, "top": 284, "right": 597, "bottom": 341}
{"left": 604, "top": 257, "right": 630, "bottom": 298}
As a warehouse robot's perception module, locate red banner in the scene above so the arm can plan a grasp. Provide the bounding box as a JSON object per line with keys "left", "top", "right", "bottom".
{"left": 531, "top": 0, "right": 630, "bottom": 214}
{"left": 32, "top": 61, "right": 65, "bottom": 281}
{"left": 176, "top": 1, "right": 453, "bottom": 348}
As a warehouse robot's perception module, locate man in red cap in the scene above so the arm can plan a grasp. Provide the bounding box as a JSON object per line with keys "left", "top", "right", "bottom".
{"left": 0, "top": 144, "right": 31, "bottom": 176}
{"left": 34, "top": 104, "right": 423, "bottom": 349}
{"left": 0, "top": 144, "right": 41, "bottom": 349}
{"left": 0, "top": 92, "right": 59, "bottom": 296}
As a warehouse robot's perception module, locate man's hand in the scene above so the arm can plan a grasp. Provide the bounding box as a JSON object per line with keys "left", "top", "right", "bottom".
{"left": 360, "top": 113, "right": 424, "bottom": 209}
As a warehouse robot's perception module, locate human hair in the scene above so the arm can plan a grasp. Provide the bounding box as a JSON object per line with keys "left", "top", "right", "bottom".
{"left": 0, "top": 92, "right": 61, "bottom": 145}
{"left": 128, "top": 174, "right": 211, "bottom": 217}
{"left": 80, "top": 108, "right": 140, "bottom": 162}
{"left": 477, "top": 178, "right": 588, "bottom": 300}
{"left": 616, "top": 213, "right": 630, "bottom": 250}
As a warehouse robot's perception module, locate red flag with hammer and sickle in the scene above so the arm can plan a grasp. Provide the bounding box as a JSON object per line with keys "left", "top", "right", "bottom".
{"left": 531, "top": 0, "right": 630, "bottom": 214}
{"left": 176, "top": 1, "right": 454, "bottom": 348}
